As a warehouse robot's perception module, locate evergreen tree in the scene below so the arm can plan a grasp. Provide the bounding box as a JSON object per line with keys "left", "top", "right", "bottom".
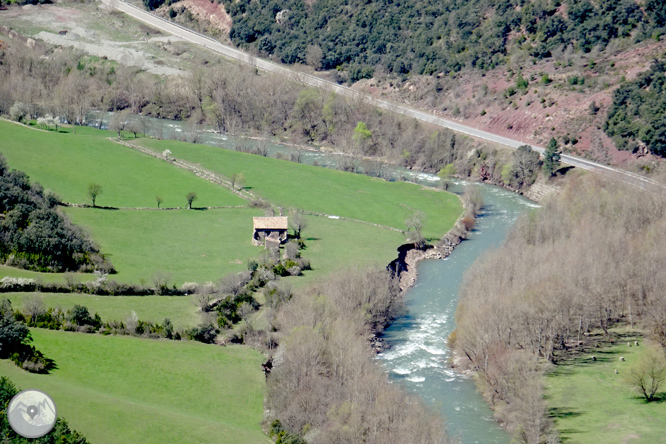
{"left": 542, "top": 138, "right": 561, "bottom": 177}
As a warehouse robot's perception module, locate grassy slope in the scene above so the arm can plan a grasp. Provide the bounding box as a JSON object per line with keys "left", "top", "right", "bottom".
{"left": 295, "top": 214, "right": 404, "bottom": 287}
{"left": 63, "top": 207, "right": 263, "bottom": 284}
{"left": 0, "top": 329, "right": 270, "bottom": 444}
{"left": 2, "top": 292, "right": 200, "bottom": 329}
{"left": 546, "top": 331, "right": 666, "bottom": 444}
{"left": 139, "top": 139, "right": 462, "bottom": 240}
{"left": 0, "top": 121, "right": 245, "bottom": 208}
{"left": 0, "top": 122, "right": 461, "bottom": 284}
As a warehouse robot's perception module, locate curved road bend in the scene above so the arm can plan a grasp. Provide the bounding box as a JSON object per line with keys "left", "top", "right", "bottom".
{"left": 102, "top": 0, "right": 662, "bottom": 191}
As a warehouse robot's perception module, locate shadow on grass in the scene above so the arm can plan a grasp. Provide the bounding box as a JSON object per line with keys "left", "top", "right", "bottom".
{"left": 558, "top": 428, "right": 582, "bottom": 443}
{"left": 43, "top": 356, "right": 58, "bottom": 373}
{"left": 549, "top": 407, "right": 583, "bottom": 419}
{"left": 631, "top": 393, "right": 666, "bottom": 404}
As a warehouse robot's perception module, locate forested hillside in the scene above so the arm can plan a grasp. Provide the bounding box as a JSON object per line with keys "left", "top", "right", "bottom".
{"left": 605, "top": 59, "right": 666, "bottom": 157}
{"left": 222, "top": 0, "right": 666, "bottom": 80}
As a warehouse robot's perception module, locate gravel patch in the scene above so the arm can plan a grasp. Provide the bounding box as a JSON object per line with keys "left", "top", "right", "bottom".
{"left": 34, "top": 30, "right": 183, "bottom": 76}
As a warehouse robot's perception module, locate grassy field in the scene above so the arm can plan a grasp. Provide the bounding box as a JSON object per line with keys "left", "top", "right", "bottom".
{"left": 546, "top": 330, "right": 666, "bottom": 444}
{"left": 2, "top": 292, "right": 200, "bottom": 329}
{"left": 139, "top": 139, "right": 462, "bottom": 240}
{"left": 294, "top": 215, "right": 405, "bottom": 287}
{"left": 0, "top": 329, "right": 270, "bottom": 444}
{"left": 0, "top": 120, "right": 245, "bottom": 208}
{"left": 63, "top": 207, "right": 263, "bottom": 284}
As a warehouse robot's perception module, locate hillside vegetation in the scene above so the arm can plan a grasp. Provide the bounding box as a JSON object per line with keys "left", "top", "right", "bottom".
{"left": 0, "top": 152, "right": 111, "bottom": 273}
{"left": 223, "top": 0, "right": 666, "bottom": 80}
{"left": 605, "top": 59, "right": 666, "bottom": 157}
{"left": 5, "top": 292, "right": 199, "bottom": 329}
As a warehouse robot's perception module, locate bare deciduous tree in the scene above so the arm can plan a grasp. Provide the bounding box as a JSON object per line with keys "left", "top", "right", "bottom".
{"left": 289, "top": 211, "right": 307, "bottom": 239}
{"left": 230, "top": 173, "right": 246, "bottom": 190}
{"left": 625, "top": 346, "right": 666, "bottom": 402}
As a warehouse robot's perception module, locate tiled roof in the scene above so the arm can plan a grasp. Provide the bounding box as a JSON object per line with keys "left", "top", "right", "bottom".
{"left": 253, "top": 217, "right": 288, "bottom": 230}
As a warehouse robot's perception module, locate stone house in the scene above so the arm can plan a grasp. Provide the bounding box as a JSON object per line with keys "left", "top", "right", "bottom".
{"left": 252, "top": 217, "right": 288, "bottom": 247}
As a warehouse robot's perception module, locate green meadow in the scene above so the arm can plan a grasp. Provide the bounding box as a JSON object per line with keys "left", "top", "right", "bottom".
{"left": 296, "top": 214, "right": 405, "bottom": 287}
{"left": 0, "top": 121, "right": 463, "bottom": 444}
{"left": 63, "top": 207, "right": 263, "bottom": 284}
{"left": 546, "top": 331, "right": 666, "bottom": 444}
{"left": 0, "top": 329, "right": 269, "bottom": 444}
{"left": 0, "top": 122, "right": 462, "bottom": 285}
{"left": 3, "top": 292, "right": 200, "bottom": 329}
{"left": 138, "top": 139, "right": 462, "bottom": 240}
{"left": 0, "top": 120, "right": 244, "bottom": 208}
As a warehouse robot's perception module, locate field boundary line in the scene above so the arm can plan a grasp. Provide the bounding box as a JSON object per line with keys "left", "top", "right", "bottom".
{"left": 298, "top": 210, "right": 403, "bottom": 233}
{"left": 109, "top": 138, "right": 257, "bottom": 200}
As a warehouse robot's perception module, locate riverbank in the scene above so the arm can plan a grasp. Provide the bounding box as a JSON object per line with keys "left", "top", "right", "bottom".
{"left": 379, "top": 183, "right": 536, "bottom": 444}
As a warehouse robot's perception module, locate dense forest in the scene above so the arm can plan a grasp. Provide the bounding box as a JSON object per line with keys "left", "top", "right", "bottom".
{"left": 0, "top": 155, "right": 112, "bottom": 273}
{"left": 451, "top": 175, "right": 666, "bottom": 443}
{"left": 218, "top": 0, "right": 666, "bottom": 81}
{"left": 605, "top": 59, "right": 666, "bottom": 157}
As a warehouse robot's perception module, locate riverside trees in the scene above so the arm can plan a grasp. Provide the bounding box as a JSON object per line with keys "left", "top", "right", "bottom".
{"left": 0, "top": 38, "right": 494, "bottom": 178}
{"left": 452, "top": 175, "right": 666, "bottom": 442}
{"left": 266, "top": 269, "right": 450, "bottom": 444}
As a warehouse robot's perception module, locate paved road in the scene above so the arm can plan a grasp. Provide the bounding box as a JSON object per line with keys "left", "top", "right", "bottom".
{"left": 103, "top": 0, "right": 662, "bottom": 190}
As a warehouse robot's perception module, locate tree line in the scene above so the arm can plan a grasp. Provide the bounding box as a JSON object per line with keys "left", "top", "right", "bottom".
{"left": 451, "top": 174, "right": 666, "bottom": 443}
{"left": 0, "top": 154, "right": 113, "bottom": 273}
{"left": 265, "top": 268, "right": 451, "bottom": 444}
{"left": 221, "top": 0, "right": 665, "bottom": 80}
{"left": 0, "top": 35, "right": 506, "bottom": 177}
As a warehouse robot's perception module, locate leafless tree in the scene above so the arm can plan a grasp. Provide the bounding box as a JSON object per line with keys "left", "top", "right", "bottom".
{"left": 625, "top": 346, "right": 666, "bottom": 402}
{"left": 289, "top": 211, "right": 307, "bottom": 239}
{"left": 230, "top": 173, "right": 246, "bottom": 190}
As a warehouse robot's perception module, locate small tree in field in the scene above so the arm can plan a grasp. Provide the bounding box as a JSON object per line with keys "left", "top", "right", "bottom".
{"left": 109, "top": 111, "right": 128, "bottom": 138}
{"left": 231, "top": 173, "right": 246, "bottom": 190}
{"left": 626, "top": 345, "right": 666, "bottom": 402}
{"left": 186, "top": 192, "right": 197, "bottom": 209}
{"left": 156, "top": 195, "right": 163, "bottom": 208}
{"left": 405, "top": 211, "right": 426, "bottom": 247}
{"left": 289, "top": 211, "right": 307, "bottom": 239}
{"left": 87, "top": 183, "right": 102, "bottom": 207}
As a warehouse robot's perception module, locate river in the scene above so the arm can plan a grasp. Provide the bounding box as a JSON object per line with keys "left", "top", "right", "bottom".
{"left": 379, "top": 182, "right": 537, "bottom": 444}
{"left": 91, "top": 113, "right": 536, "bottom": 442}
